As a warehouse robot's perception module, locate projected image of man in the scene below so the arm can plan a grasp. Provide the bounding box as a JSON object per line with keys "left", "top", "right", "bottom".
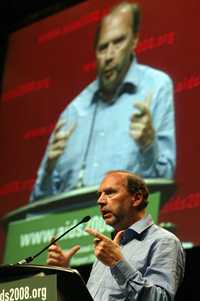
{"left": 30, "top": 1, "right": 176, "bottom": 202}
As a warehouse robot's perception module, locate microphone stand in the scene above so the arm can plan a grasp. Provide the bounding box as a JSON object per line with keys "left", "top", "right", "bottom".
{"left": 16, "top": 216, "right": 91, "bottom": 264}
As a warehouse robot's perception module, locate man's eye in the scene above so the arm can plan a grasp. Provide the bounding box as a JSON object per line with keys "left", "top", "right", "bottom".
{"left": 106, "top": 190, "right": 116, "bottom": 196}
{"left": 98, "top": 44, "right": 108, "bottom": 52}
{"left": 114, "top": 36, "right": 126, "bottom": 45}
{"left": 97, "top": 192, "right": 101, "bottom": 198}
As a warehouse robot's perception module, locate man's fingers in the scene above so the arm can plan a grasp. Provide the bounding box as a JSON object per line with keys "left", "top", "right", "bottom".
{"left": 47, "top": 258, "right": 60, "bottom": 266}
{"left": 53, "top": 121, "right": 76, "bottom": 142}
{"left": 48, "top": 244, "right": 63, "bottom": 263}
{"left": 51, "top": 139, "right": 66, "bottom": 151}
{"left": 55, "top": 131, "right": 69, "bottom": 141}
{"left": 54, "top": 119, "right": 66, "bottom": 134}
{"left": 66, "top": 123, "right": 77, "bottom": 139}
{"left": 94, "top": 238, "right": 101, "bottom": 245}
{"left": 48, "top": 251, "right": 61, "bottom": 261}
{"left": 85, "top": 227, "right": 107, "bottom": 241}
{"left": 48, "top": 124, "right": 77, "bottom": 161}
{"left": 113, "top": 231, "right": 124, "bottom": 244}
{"left": 48, "top": 244, "right": 59, "bottom": 252}
{"left": 48, "top": 149, "right": 64, "bottom": 160}
{"left": 130, "top": 122, "right": 145, "bottom": 131}
{"left": 47, "top": 244, "right": 80, "bottom": 267}
{"left": 66, "top": 245, "right": 80, "bottom": 257}
{"left": 132, "top": 93, "right": 153, "bottom": 119}
{"left": 134, "top": 93, "right": 152, "bottom": 110}
{"left": 133, "top": 102, "right": 150, "bottom": 117}
{"left": 144, "top": 93, "right": 153, "bottom": 107}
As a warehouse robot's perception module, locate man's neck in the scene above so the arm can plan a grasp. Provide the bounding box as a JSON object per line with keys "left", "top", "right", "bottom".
{"left": 100, "top": 88, "right": 118, "bottom": 102}
{"left": 100, "top": 55, "right": 135, "bottom": 102}
{"left": 114, "top": 210, "right": 146, "bottom": 231}
{"left": 100, "top": 79, "right": 128, "bottom": 102}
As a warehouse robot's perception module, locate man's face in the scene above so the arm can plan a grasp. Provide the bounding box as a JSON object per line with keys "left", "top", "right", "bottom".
{"left": 97, "top": 173, "right": 135, "bottom": 230}
{"left": 96, "top": 10, "right": 138, "bottom": 94}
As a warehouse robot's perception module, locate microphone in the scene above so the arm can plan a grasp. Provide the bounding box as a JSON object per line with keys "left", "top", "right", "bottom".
{"left": 16, "top": 215, "right": 91, "bottom": 265}
{"left": 76, "top": 93, "right": 99, "bottom": 189}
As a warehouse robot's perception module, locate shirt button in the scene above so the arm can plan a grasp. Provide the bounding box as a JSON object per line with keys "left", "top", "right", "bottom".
{"left": 93, "top": 162, "right": 99, "bottom": 167}
{"left": 99, "top": 132, "right": 105, "bottom": 136}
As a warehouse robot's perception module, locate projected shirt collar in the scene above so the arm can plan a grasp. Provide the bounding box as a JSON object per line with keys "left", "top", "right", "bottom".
{"left": 92, "top": 58, "right": 139, "bottom": 104}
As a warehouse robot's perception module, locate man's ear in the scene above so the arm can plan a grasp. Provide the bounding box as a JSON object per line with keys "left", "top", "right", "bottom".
{"left": 132, "top": 33, "right": 139, "bottom": 50}
{"left": 132, "top": 193, "right": 143, "bottom": 208}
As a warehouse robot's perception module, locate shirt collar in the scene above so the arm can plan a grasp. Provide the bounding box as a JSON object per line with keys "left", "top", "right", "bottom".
{"left": 129, "top": 214, "right": 154, "bottom": 236}
{"left": 123, "top": 56, "right": 140, "bottom": 87}
{"left": 118, "top": 215, "right": 154, "bottom": 246}
{"left": 111, "top": 214, "right": 154, "bottom": 243}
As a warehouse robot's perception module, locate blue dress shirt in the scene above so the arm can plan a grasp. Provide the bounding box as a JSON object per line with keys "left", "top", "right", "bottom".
{"left": 30, "top": 59, "right": 175, "bottom": 201}
{"left": 87, "top": 215, "right": 185, "bottom": 301}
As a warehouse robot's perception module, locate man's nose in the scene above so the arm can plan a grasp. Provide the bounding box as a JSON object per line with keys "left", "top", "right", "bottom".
{"left": 97, "top": 192, "right": 107, "bottom": 204}
{"left": 105, "top": 43, "right": 115, "bottom": 61}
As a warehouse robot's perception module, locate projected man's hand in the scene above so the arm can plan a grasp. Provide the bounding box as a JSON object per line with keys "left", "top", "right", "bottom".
{"left": 129, "top": 94, "right": 155, "bottom": 149}
{"left": 46, "top": 120, "right": 76, "bottom": 172}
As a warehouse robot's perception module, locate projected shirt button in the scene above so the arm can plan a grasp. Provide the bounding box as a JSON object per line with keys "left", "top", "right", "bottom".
{"left": 99, "top": 131, "right": 105, "bottom": 136}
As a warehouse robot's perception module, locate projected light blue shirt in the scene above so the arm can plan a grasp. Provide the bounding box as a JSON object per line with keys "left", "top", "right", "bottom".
{"left": 30, "top": 59, "right": 175, "bottom": 201}
{"left": 87, "top": 215, "right": 185, "bottom": 301}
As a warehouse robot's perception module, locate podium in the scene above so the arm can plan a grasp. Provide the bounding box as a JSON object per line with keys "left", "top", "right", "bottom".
{"left": 0, "top": 264, "right": 93, "bottom": 301}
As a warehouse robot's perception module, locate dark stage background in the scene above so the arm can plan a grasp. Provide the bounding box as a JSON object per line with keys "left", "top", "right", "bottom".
{"left": 0, "top": 1, "right": 199, "bottom": 299}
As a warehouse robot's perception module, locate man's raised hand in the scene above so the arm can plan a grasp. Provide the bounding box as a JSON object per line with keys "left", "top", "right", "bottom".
{"left": 85, "top": 227, "right": 124, "bottom": 267}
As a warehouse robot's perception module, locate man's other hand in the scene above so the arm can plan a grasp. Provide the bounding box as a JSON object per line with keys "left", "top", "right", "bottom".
{"left": 47, "top": 243, "right": 80, "bottom": 267}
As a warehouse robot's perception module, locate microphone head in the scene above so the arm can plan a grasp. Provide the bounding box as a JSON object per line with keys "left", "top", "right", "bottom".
{"left": 81, "top": 216, "right": 91, "bottom": 223}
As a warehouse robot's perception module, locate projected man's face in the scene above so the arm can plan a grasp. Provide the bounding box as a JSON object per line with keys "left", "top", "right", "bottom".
{"left": 96, "top": 10, "right": 138, "bottom": 95}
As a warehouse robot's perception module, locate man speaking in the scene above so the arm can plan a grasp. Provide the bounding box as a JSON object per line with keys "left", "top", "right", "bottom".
{"left": 48, "top": 170, "right": 185, "bottom": 300}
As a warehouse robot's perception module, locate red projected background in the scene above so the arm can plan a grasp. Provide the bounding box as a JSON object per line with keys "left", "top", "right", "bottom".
{"left": 0, "top": 0, "right": 200, "bottom": 255}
